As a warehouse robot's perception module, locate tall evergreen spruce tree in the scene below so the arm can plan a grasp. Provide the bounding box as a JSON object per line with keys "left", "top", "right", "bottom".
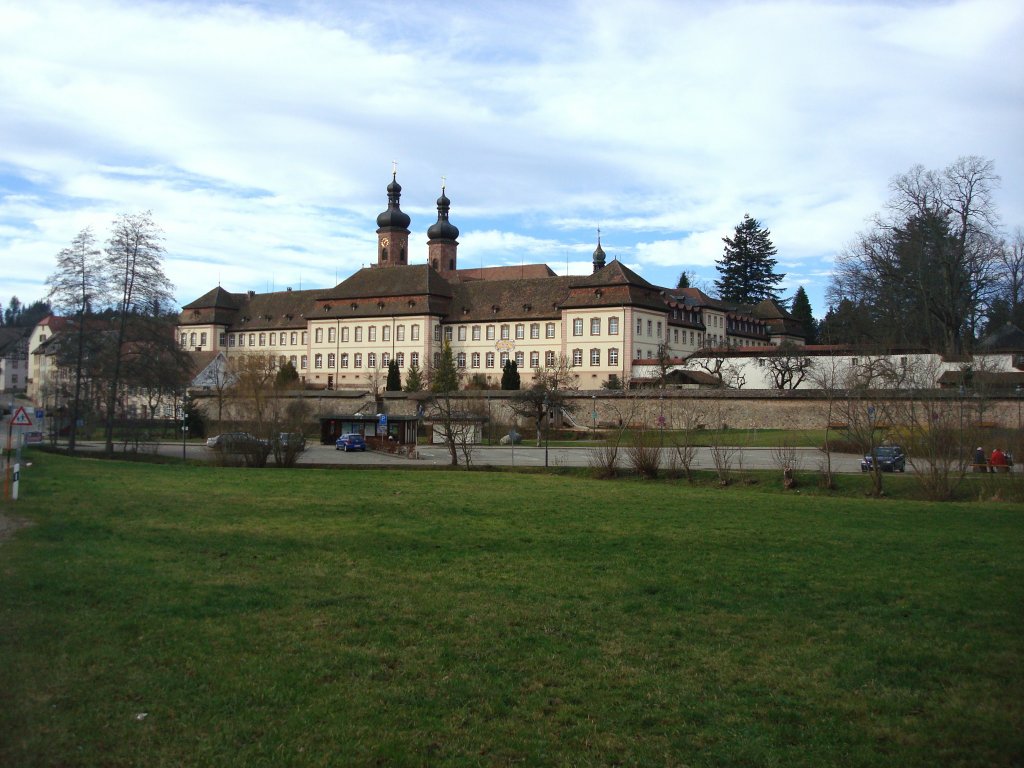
{"left": 790, "top": 286, "right": 817, "bottom": 344}
{"left": 386, "top": 360, "right": 402, "bottom": 391}
{"left": 404, "top": 360, "right": 423, "bottom": 392}
{"left": 431, "top": 340, "right": 459, "bottom": 393}
{"left": 501, "top": 359, "right": 520, "bottom": 390}
{"left": 715, "top": 214, "right": 784, "bottom": 304}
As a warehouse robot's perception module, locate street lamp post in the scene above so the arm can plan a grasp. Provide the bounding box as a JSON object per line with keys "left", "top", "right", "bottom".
{"left": 543, "top": 392, "right": 550, "bottom": 468}
{"left": 1016, "top": 384, "right": 1022, "bottom": 432}
{"left": 181, "top": 391, "right": 189, "bottom": 462}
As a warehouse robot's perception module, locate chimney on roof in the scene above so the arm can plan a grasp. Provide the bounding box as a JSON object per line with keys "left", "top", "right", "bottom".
{"left": 286, "top": 287, "right": 292, "bottom": 292}
{"left": 248, "top": 290, "right": 255, "bottom": 298}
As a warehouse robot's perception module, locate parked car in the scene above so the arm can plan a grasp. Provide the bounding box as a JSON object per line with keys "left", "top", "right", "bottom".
{"left": 861, "top": 445, "right": 906, "bottom": 472}
{"left": 335, "top": 433, "right": 367, "bottom": 452}
{"left": 206, "top": 432, "right": 268, "bottom": 452}
{"left": 274, "top": 432, "right": 306, "bottom": 452}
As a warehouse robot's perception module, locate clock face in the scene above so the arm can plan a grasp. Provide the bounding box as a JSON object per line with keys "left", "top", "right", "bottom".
{"left": 381, "top": 237, "right": 390, "bottom": 247}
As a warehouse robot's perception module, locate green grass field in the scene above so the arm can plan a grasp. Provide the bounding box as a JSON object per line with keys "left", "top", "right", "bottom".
{"left": 2, "top": 453, "right": 1022, "bottom": 767}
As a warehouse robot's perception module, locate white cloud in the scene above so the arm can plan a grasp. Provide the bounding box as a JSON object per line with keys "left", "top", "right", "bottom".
{"left": 1, "top": 0, "right": 1021, "bottom": 317}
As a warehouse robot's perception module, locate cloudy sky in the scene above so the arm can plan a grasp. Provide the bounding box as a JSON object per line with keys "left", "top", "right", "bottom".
{"left": 1, "top": 0, "right": 1021, "bottom": 319}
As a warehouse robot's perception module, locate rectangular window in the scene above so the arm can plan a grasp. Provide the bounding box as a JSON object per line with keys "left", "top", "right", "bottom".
{"left": 328, "top": 327, "right": 335, "bottom": 343}
{"left": 608, "top": 348, "right": 618, "bottom": 365}
{"left": 355, "top": 327, "right": 363, "bottom": 342}
{"left": 368, "top": 352, "right": 377, "bottom": 368}
{"left": 472, "top": 325, "right": 481, "bottom": 341}
{"left": 637, "top": 319, "right": 643, "bottom": 334}
{"left": 657, "top": 321, "right": 663, "bottom": 337}
{"left": 515, "top": 324, "right": 525, "bottom": 340}
{"left": 572, "top": 349, "right": 583, "bottom": 366}
{"left": 301, "top": 331, "right": 307, "bottom": 344}
{"left": 546, "top": 322, "right": 556, "bottom": 338}
{"left": 258, "top": 333, "right": 264, "bottom": 346}
{"left": 382, "top": 325, "right": 390, "bottom": 342}
{"left": 673, "top": 329, "right": 679, "bottom": 343}
{"left": 315, "top": 353, "right": 323, "bottom": 369}
{"left": 590, "top": 348, "right": 600, "bottom": 365}
{"left": 457, "top": 352, "right": 466, "bottom": 368}
{"left": 590, "top": 318, "right": 601, "bottom": 335}
{"left": 301, "top": 354, "right": 308, "bottom": 369}
{"left": 433, "top": 352, "right": 441, "bottom": 367}
{"left": 411, "top": 351, "right": 419, "bottom": 367}
{"left": 369, "top": 326, "right": 377, "bottom": 342}
{"left": 270, "top": 332, "right": 278, "bottom": 346}
{"left": 471, "top": 352, "right": 480, "bottom": 368}
{"left": 341, "top": 327, "right": 349, "bottom": 343}
{"left": 486, "top": 352, "right": 495, "bottom": 368}
{"left": 500, "top": 351, "right": 509, "bottom": 367}
{"left": 487, "top": 325, "right": 495, "bottom": 340}
{"left": 382, "top": 352, "right": 390, "bottom": 367}
{"left": 458, "top": 326, "right": 466, "bottom": 341}
{"left": 180, "top": 333, "right": 187, "bottom": 347}
{"left": 411, "top": 325, "right": 419, "bottom": 341}
{"left": 290, "top": 355, "right": 297, "bottom": 368}
{"left": 291, "top": 332, "right": 298, "bottom": 345}
{"left": 500, "top": 325, "right": 510, "bottom": 340}
{"left": 228, "top": 334, "right": 236, "bottom": 348}
{"left": 396, "top": 352, "right": 404, "bottom": 367}
{"left": 396, "top": 325, "right": 404, "bottom": 341}
{"left": 315, "top": 328, "right": 323, "bottom": 343}
{"left": 340, "top": 353, "right": 349, "bottom": 368}
{"left": 434, "top": 325, "right": 442, "bottom": 341}
{"left": 647, "top": 320, "right": 653, "bottom": 335}
{"left": 327, "top": 353, "right": 336, "bottom": 368}
{"left": 444, "top": 326, "right": 453, "bottom": 342}
{"left": 530, "top": 351, "right": 539, "bottom": 368}
{"left": 354, "top": 353, "right": 362, "bottom": 368}
{"left": 545, "top": 351, "right": 556, "bottom": 367}
{"left": 515, "top": 351, "right": 524, "bottom": 368}
{"left": 573, "top": 318, "right": 583, "bottom": 336}
{"left": 219, "top": 333, "right": 227, "bottom": 347}
{"left": 530, "top": 323, "right": 540, "bottom": 339}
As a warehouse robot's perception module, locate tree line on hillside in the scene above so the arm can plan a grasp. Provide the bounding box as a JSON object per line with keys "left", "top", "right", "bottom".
{"left": 44, "top": 212, "right": 187, "bottom": 455}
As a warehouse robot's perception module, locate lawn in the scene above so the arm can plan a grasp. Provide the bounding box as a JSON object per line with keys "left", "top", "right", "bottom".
{"left": 1, "top": 453, "right": 1022, "bottom": 767}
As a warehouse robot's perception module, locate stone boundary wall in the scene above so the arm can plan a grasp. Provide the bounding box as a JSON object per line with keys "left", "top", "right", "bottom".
{"left": 191, "top": 388, "right": 1024, "bottom": 433}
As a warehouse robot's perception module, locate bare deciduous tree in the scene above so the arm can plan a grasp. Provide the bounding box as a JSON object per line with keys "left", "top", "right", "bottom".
{"left": 101, "top": 211, "right": 174, "bottom": 454}
{"left": 46, "top": 227, "right": 106, "bottom": 452}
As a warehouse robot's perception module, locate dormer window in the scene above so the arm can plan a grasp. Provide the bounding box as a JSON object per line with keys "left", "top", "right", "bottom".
{"left": 350, "top": 302, "right": 358, "bottom": 310}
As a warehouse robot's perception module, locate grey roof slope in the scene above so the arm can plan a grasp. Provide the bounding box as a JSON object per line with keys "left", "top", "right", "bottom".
{"left": 320, "top": 265, "right": 453, "bottom": 301}
{"left": 448, "top": 275, "right": 574, "bottom": 321}
{"left": 978, "top": 322, "right": 1024, "bottom": 351}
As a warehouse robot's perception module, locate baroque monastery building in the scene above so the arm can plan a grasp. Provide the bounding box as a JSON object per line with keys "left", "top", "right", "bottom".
{"left": 176, "top": 174, "right": 802, "bottom": 390}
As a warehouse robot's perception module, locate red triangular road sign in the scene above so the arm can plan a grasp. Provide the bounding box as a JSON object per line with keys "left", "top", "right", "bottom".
{"left": 10, "top": 406, "right": 32, "bottom": 426}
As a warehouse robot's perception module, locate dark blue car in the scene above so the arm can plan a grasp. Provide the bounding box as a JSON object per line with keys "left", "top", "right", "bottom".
{"left": 335, "top": 433, "right": 367, "bottom": 452}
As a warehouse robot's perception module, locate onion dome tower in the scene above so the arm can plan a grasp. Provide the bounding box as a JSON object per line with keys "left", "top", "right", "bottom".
{"left": 592, "top": 230, "right": 606, "bottom": 273}
{"left": 427, "top": 180, "right": 459, "bottom": 276}
{"left": 376, "top": 167, "right": 411, "bottom": 267}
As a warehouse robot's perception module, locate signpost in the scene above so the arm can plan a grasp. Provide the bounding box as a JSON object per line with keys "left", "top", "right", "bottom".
{"left": 5, "top": 406, "right": 32, "bottom": 501}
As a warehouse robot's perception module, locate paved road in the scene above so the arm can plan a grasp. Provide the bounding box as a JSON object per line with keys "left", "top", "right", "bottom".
{"left": 62, "top": 440, "right": 868, "bottom": 473}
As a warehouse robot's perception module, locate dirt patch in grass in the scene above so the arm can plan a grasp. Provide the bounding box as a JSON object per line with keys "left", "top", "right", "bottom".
{"left": 0, "top": 512, "right": 32, "bottom": 543}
